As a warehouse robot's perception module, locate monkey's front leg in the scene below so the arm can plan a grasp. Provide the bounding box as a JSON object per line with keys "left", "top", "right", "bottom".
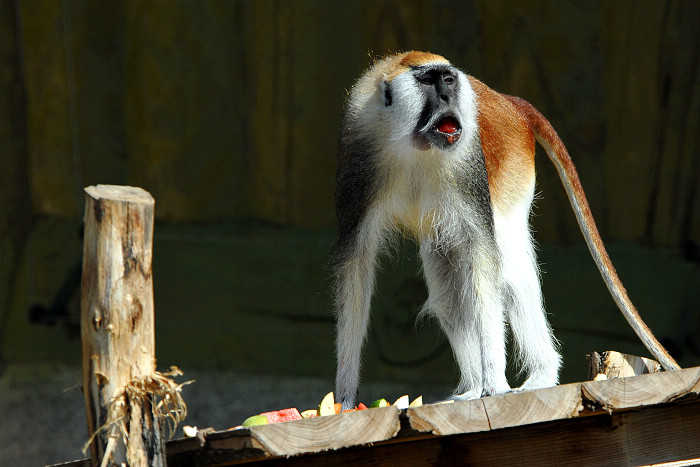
{"left": 420, "top": 238, "right": 510, "bottom": 400}
{"left": 334, "top": 227, "right": 382, "bottom": 411}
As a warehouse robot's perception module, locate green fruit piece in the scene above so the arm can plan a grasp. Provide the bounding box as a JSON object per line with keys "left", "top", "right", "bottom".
{"left": 370, "top": 398, "right": 388, "bottom": 408}
{"left": 300, "top": 409, "right": 318, "bottom": 418}
{"left": 242, "top": 414, "right": 269, "bottom": 427}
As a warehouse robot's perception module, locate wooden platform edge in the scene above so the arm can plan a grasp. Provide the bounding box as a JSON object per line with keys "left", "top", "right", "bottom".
{"left": 249, "top": 405, "right": 401, "bottom": 456}
{"left": 52, "top": 366, "right": 700, "bottom": 466}
{"left": 581, "top": 364, "right": 700, "bottom": 410}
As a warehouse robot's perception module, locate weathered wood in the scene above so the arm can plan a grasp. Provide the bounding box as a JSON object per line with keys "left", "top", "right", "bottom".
{"left": 407, "top": 400, "right": 491, "bottom": 436}
{"left": 582, "top": 365, "right": 700, "bottom": 410}
{"left": 408, "top": 383, "right": 583, "bottom": 436}
{"left": 232, "top": 401, "right": 700, "bottom": 467}
{"left": 588, "top": 350, "right": 662, "bottom": 380}
{"left": 164, "top": 430, "right": 266, "bottom": 466}
{"left": 81, "top": 185, "right": 163, "bottom": 466}
{"left": 249, "top": 405, "right": 400, "bottom": 456}
{"left": 57, "top": 366, "right": 700, "bottom": 466}
{"left": 483, "top": 383, "right": 584, "bottom": 430}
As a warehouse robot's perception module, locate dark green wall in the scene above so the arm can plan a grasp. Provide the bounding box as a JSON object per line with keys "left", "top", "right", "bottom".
{"left": 7, "top": 1, "right": 700, "bottom": 240}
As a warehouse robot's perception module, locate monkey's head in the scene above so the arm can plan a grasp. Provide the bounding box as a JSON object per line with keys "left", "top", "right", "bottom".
{"left": 344, "top": 51, "right": 477, "bottom": 154}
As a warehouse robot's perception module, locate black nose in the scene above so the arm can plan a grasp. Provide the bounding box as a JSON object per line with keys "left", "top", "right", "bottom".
{"left": 436, "top": 80, "right": 451, "bottom": 104}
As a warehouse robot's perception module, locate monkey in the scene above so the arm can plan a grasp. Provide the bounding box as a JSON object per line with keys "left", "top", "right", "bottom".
{"left": 332, "top": 51, "right": 680, "bottom": 410}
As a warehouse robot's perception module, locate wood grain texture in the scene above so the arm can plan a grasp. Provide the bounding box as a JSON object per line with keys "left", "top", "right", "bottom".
{"left": 59, "top": 367, "right": 700, "bottom": 466}
{"left": 249, "top": 406, "right": 401, "bottom": 456}
{"left": 408, "top": 383, "right": 582, "bottom": 436}
{"left": 588, "top": 350, "right": 662, "bottom": 380}
{"left": 166, "top": 430, "right": 266, "bottom": 467}
{"left": 482, "top": 383, "right": 583, "bottom": 430}
{"left": 407, "top": 400, "right": 490, "bottom": 436}
{"left": 81, "top": 185, "right": 161, "bottom": 466}
{"left": 252, "top": 401, "right": 700, "bottom": 467}
{"left": 582, "top": 366, "right": 700, "bottom": 410}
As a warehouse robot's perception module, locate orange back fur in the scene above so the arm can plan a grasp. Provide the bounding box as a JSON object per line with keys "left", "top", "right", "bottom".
{"left": 468, "top": 77, "right": 536, "bottom": 212}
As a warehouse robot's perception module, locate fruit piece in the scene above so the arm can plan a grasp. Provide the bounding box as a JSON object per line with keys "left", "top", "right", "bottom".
{"left": 357, "top": 402, "right": 368, "bottom": 410}
{"left": 300, "top": 409, "right": 317, "bottom": 418}
{"left": 437, "top": 117, "right": 459, "bottom": 134}
{"left": 393, "top": 395, "right": 409, "bottom": 409}
{"left": 409, "top": 396, "right": 423, "bottom": 408}
{"left": 334, "top": 402, "right": 342, "bottom": 414}
{"left": 318, "top": 392, "right": 336, "bottom": 416}
{"left": 260, "top": 408, "right": 302, "bottom": 424}
{"left": 242, "top": 414, "right": 269, "bottom": 427}
{"left": 370, "top": 398, "right": 388, "bottom": 408}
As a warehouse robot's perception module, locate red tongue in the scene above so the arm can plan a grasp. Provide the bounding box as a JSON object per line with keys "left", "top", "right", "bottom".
{"left": 437, "top": 117, "right": 458, "bottom": 134}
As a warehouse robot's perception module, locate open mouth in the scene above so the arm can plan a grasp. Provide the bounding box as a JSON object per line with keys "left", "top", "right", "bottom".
{"left": 433, "top": 116, "right": 462, "bottom": 145}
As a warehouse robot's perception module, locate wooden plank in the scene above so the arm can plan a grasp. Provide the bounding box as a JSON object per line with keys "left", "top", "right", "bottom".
{"left": 245, "top": 400, "right": 700, "bottom": 467}
{"left": 165, "top": 429, "right": 267, "bottom": 466}
{"left": 407, "top": 399, "right": 490, "bottom": 436}
{"left": 53, "top": 398, "right": 700, "bottom": 467}
{"left": 162, "top": 408, "right": 402, "bottom": 466}
{"left": 58, "top": 367, "right": 700, "bottom": 466}
{"left": 408, "top": 383, "right": 582, "bottom": 436}
{"left": 249, "top": 406, "right": 401, "bottom": 456}
{"left": 483, "top": 383, "right": 583, "bottom": 430}
{"left": 582, "top": 366, "right": 700, "bottom": 410}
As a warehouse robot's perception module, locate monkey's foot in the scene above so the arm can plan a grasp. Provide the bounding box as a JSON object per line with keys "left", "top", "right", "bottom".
{"left": 482, "top": 380, "right": 512, "bottom": 397}
{"left": 518, "top": 372, "right": 558, "bottom": 391}
{"left": 450, "top": 389, "right": 484, "bottom": 401}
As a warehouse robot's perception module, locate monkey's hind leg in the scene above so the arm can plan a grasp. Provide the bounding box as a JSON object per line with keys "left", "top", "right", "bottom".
{"left": 334, "top": 224, "right": 383, "bottom": 411}
{"left": 420, "top": 238, "right": 510, "bottom": 400}
{"left": 494, "top": 208, "right": 561, "bottom": 390}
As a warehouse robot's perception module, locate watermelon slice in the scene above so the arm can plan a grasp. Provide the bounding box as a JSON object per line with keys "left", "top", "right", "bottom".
{"left": 259, "top": 408, "right": 302, "bottom": 424}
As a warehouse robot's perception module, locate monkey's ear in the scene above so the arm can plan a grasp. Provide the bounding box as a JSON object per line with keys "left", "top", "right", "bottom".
{"left": 381, "top": 79, "right": 393, "bottom": 107}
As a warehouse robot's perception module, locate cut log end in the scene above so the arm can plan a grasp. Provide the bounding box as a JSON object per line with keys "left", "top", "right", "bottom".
{"left": 85, "top": 184, "right": 155, "bottom": 205}
{"left": 588, "top": 351, "right": 662, "bottom": 381}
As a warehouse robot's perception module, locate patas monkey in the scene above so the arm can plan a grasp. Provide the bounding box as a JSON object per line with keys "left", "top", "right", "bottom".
{"left": 332, "top": 51, "right": 679, "bottom": 409}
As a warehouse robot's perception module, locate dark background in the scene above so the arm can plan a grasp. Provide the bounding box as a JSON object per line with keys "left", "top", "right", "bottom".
{"left": 1, "top": 1, "right": 699, "bottom": 464}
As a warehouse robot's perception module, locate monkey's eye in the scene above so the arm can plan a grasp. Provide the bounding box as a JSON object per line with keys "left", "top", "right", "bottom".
{"left": 443, "top": 74, "right": 455, "bottom": 85}
{"left": 417, "top": 73, "right": 435, "bottom": 85}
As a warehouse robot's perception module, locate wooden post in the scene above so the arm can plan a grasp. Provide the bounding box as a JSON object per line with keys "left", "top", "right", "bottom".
{"left": 81, "top": 185, "right": 165, "bottom": 466}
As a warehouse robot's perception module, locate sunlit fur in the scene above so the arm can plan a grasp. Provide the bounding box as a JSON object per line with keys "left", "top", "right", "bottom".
{"left": 333, "top": 50, "right": 676, "bottom": 410}
{"left": 333, "top": 51, "right": 559, "bottom": 409}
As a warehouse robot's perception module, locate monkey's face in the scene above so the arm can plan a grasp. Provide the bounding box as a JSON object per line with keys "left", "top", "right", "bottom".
{"left": 383, "top": 63, "right": 466, "bottom": 152}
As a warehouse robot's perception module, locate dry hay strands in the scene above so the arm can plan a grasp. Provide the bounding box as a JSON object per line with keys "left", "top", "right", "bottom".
{"left": 83, "top": 366, "right": 193, "bottom": 462}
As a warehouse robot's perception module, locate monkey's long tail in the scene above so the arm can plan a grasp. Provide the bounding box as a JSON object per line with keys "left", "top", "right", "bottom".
{"left": 508, "top": 96, "right": 680, "bottom": 372}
